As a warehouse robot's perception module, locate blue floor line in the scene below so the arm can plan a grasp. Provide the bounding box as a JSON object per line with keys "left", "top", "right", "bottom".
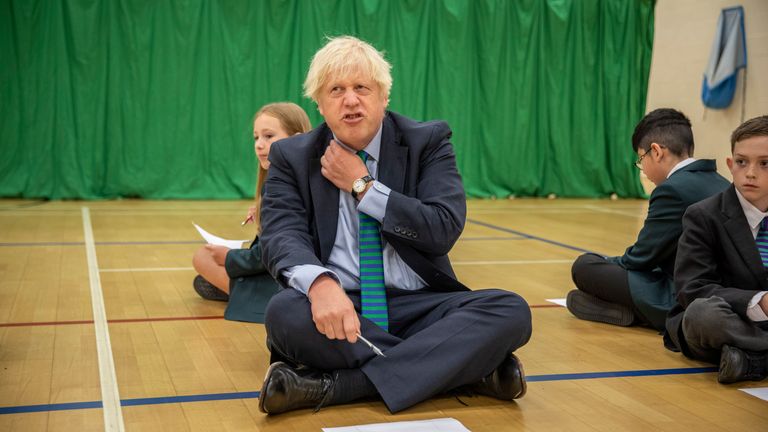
{"left": 0, "top": 401, "right": 102, "bottom": 414}
{"left": 121, "top": 391, "right": 261, "bottom": 406}
{"left": 526, "top": 366, "right": 718, "bottom": 382}
{"left": 0, "top": 367, "right": 718, "bottom": 415}
{"left": 460, "top": 236, "right": 527, "bottom": 241}
{"left": 467, "top": 218, "right": 602, "bottom": 255}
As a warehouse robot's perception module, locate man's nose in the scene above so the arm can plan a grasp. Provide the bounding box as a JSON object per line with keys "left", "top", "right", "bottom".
{"left": 342, "top": 90, "right": 360, "bottom": 106}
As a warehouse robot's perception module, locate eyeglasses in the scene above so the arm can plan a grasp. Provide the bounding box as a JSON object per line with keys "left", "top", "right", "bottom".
{"left": 634, "top": 145, "right": 665, "bottom": 169}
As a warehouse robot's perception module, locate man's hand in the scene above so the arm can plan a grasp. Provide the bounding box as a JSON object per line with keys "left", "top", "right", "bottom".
{"left": 205, "top": 244, "right": 230, "bottom": 266}
{"left": 760, "top": 292, "right": 768, "bottom": 315}
{"left": 308, "top": 274, "right": 360, "bottom": 343}
{"left": 320, "top": 140, "right": 368, "bottom": 193}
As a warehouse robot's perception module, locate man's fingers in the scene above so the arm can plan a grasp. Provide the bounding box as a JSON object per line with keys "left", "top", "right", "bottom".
{"left": 324, "top": 324, "right": 336, "bottom": 340}
{"left": 342, "top": 314, "right": 359, "bottom": 343}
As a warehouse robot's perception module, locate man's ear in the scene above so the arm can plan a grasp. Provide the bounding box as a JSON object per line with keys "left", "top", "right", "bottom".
{"left": 726, "top": 156, "right": 734, "bottom": 172}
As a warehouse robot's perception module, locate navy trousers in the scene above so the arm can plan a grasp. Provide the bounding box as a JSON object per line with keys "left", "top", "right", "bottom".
{"left": 264, "top": 287, "right": 532, "bottom": 413}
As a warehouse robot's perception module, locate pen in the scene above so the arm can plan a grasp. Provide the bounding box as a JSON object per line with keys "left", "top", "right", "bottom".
{"left": 241, "top": 215, "right": 253, "bottom": 226}
{"left": 356, "top": 333, "right": 386, "bottom": 357}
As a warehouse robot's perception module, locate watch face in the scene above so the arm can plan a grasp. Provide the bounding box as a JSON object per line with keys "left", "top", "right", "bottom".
{"left": 352, "top": 179, "right": 366, "bottom": 193}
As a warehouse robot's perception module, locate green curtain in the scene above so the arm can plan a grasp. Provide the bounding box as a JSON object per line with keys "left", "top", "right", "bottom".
{"left": 0, "top": 0, "right": 653, "bottom": 199}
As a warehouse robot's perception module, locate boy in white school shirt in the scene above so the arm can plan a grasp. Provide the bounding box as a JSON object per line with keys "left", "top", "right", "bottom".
{"left": 666, "top": 115, "right": 768, "bottom": 384}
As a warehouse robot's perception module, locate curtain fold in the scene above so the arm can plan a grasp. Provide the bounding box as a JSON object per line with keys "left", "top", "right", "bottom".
{"left": 1, "top": 0, "right": 653, "bottom": 199}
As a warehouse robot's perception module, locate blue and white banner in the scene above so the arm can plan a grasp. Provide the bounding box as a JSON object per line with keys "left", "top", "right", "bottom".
{"left": 701, "top": 6, "right": 747, "bottom": 109}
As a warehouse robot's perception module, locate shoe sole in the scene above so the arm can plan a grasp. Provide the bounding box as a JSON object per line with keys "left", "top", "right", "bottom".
{"left": 193, "top": 276, "right": 230, "bottom": 302}
{"left": 258, "top": 361, "right": 286, "bottom": 414}
{"left": 566, "top": 290, "right": 634, "bottom": 326}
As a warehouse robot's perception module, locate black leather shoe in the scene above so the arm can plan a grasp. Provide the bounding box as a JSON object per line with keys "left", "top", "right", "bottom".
{"left": 259, "top": 362, "right": 336, "bottom": 415}
{"left": 718, "top": 345, "right": 768, "bottom": 384}
{"left": 193, "top": 275, "right": 229, "bottom": 301}
{"left": 566, "top": 289, "right": 635, "bottom": 326}
{"left": 469, "top": 353, "right": 527, "bottom": 400}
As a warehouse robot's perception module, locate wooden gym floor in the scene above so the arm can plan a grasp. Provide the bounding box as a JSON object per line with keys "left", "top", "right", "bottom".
{"left": 0, "top": 198, "right": 765, "bottom": 431}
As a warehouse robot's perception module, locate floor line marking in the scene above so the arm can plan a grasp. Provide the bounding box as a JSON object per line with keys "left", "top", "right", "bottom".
{"left": 0, "top": 366, "right": 718, "bottom": 415}
{"left": 453, "top": 259, "right": 572, "bottom": 265}
{"left": 100, "top": 267, "right": 195, "bottom": 273}
{"left": 467, "top": 218, "right": 602, "bottom": 255}
{"left": 582, "top": 204, "right": 643, "bottom": 218}
{"left": 82, "top": 207, "right": 125, "bottom": 432}
{"left": 0, "top": 305, "right": 572, "bottom": 328}
{"left": 0, "top": 315, "right": 226, "bottom": 328}
{"left": 0, "top": 240, "right": 203, "bottom": 247}
{"left": 526, "top": 366, "right": 718, "bottom": 382}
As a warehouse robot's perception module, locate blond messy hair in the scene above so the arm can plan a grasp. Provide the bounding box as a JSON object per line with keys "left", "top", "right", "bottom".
{"left": 303, "top": 35, "right": 392, "bottom": 103}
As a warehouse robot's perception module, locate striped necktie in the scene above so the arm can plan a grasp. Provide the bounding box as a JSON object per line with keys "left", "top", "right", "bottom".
{"left": 757, "top": 217, "right": 768, "bottom": 267}
{"left": 357, "top": 151, "right": 389, "bottom": 331}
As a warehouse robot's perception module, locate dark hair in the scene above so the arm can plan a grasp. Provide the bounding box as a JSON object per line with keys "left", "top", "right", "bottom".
{"left": 731, "top": 115, "right": 768, "bottom": 152}
{"left": 631, "top": 108, "right": 694, "bottom": 157}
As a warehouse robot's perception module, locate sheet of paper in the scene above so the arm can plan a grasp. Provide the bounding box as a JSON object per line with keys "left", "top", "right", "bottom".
{"left": 193, "top": 223, "right": 248, "bottom": 249}
{"left": 740, "top": 387, "right": 768, "bottom": 402}
{"left": 546, "top": 298, "right": 567, "bottom": 307}
{"left": 322, "top": 418, "right": 470, "bottom": 432}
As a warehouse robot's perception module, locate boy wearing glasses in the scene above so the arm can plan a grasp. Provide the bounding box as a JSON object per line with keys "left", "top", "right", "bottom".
{"left": 666, "top": 115, "right": 768, "bottom": 384}
{"left": 567, "top": 108, "right": 729, "bottom": 331}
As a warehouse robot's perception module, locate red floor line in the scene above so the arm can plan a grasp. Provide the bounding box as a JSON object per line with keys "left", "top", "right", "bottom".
{"left": 0, "top": 315, "right": 225, "bottom": 328}
{"left": 0, "top": 305, "right": 563, "bottom": 328}
{"left": 109, "top": 315, "right": 225, "bottom": 323}
{"left": 0, "top": 320, "right": 94, "bottom": 327}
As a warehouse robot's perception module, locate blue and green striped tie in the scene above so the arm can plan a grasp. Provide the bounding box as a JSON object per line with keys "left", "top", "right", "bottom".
{"left": 357, "top": 151, "right": 389, "bottom": 331}
{"left": 758, "top": 218, "right": 768, "bottom": 267}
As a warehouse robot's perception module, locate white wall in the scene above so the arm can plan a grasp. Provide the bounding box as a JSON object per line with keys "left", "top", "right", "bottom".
{"left": 645, "top": 0, "right": 768, "bottom": 185}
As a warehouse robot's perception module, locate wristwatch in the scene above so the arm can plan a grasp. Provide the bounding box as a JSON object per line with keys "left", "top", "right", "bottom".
{"left": 351, "top": 175, "right": 374, "bottom": 200}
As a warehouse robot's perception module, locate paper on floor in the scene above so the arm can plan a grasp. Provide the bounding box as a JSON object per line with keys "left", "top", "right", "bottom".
{"left": 740, "top": 387, "right": 768, "bottom": 402}
{"left": 322, "top": 417, "right": 470, "bottom": 432}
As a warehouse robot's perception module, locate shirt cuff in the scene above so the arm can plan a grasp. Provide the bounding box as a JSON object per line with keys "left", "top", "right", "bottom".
{"left": 281, "top": 265, "right": 341, "bottom": 296}
{"left": 746, "top": 291, "right": 768, "bottom": 322}
{"left": 357, "top": 180, "right": 390, "bottom": 222}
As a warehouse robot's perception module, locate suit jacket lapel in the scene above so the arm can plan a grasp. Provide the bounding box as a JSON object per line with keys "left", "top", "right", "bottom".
{"left": 721, "top": 187, "right": 768, "bottom": 288}
{"left": 378, "top": 115, "right": 407, "bottom": 194}
{"left": 309, "top": 128, "right": 339, "bottom": 263}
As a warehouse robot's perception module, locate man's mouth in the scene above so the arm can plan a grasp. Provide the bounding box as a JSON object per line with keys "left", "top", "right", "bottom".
{"left": 343, "top": 113, "right": 363, "bottom": 121}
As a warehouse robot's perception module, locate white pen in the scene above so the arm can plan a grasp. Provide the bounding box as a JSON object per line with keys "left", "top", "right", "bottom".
{"left": 356, "top": 333, "right": 386, "bottom": 357}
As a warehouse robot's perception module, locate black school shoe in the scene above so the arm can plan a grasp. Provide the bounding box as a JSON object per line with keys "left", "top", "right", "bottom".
{"left": 467, "top": 353, "right": 527, "bottom": 400}
{"left": 192, "top": 275, "right": 229, "bottom": 301}
{"left": 258, "top": 362, "right": 337, "bottom": 415}
{"left": 566, "top": 289, "right": 635, "bottom": 326}
{"left": 718, "top": 345, "right": 768, "bottom": 384}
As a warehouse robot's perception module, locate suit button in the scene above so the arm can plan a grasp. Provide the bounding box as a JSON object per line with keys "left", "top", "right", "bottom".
{"left": 413, "top": 232, "right": 418, "bottom": 238}
{"left": 394, "top": 227, "right": 401, "bottom": 233}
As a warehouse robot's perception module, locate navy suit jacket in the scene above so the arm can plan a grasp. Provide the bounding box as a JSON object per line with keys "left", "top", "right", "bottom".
{"left": 260, "top": 111, "right": 469, "bottom": 293}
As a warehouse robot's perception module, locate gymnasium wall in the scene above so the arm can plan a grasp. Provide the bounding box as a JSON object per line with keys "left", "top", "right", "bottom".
{"left": 646, "top": 0, "right": 768, "bottom": 185}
